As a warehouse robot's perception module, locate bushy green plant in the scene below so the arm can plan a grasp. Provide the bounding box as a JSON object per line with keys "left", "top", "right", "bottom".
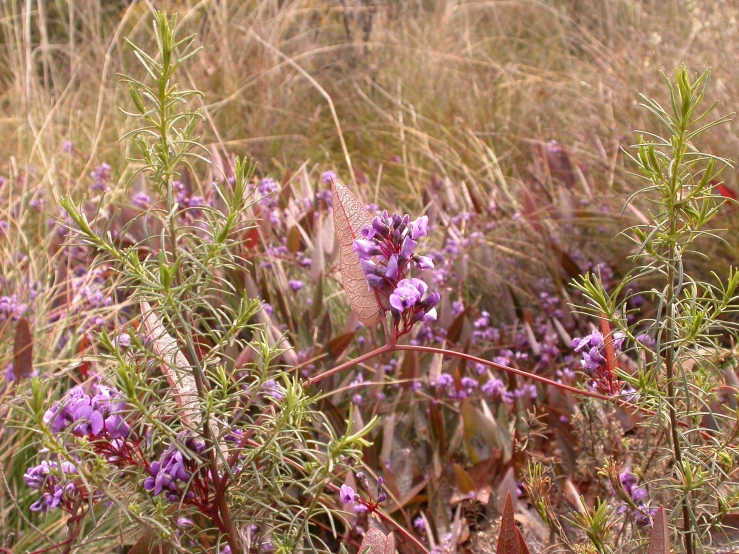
{"left": 570, "top": 66, "right": 736, "bottom": 553}
{"left": 12, "top": 13, "right": 377, "bottom": 552}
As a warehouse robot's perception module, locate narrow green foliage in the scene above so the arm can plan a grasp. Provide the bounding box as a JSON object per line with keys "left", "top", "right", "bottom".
{"left": 574, "top": 65, "right": 736, "bottom": 553}
{"left": 15, "top": 12, "right": 378, "bottom": 553}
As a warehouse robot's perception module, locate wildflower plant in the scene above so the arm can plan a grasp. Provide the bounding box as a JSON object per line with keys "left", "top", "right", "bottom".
{"left": 573, "top": 66, "right": 737, "bottom": 552}
{"left": 14, "top": 13, "right": 379, "bottom": 553}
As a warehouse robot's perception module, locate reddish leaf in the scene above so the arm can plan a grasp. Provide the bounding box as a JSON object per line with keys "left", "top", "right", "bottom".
{"left": 319, "top": 331, "right": 356, "bottom": 363}
{"left": 453, "top": 463, "right": 476, "bottom": 494}
{"left": 496, "top": 468, "right": 519, "bottom": 514}
{"left": 128, "top": 529, "right": 170, "bottom": 554}
{"left": 331, "top": 178, "right": 382, "bottom": 326}
{"left": 543, "top": 140, "right": 576, "bottom": 187}
{"left": 496, "top": 492, "right": 522, "bottom": 554}
{"left": 446, "top": 310, "right": 468, "bottom": 345}
{"left": 713, "top": 180, "right": 738, "bottom": 201}
{"left": 287, "top": 225, "right": 303, "bottom": 253}
{"left": 647, "top": 506, "right": 670, "bottom": 554}
{"left": 515, "top": 527, "right": 530, "bottom": 554}
{"left": 13, "top": 318, "right": 34, "bottom": 380}
{"left": 358, "top": 528, "right": 396, "bottom": 554}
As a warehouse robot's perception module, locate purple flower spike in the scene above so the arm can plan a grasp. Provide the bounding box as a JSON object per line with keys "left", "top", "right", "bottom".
{"left": 24, "top": 460, "right": 79, "bottom": 512}
{"left": 354, "top": 207, "right": 439, "bottom": 335}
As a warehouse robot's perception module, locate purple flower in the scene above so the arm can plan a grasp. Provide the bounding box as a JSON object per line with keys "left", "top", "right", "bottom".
{"left": 410, "top": 216, "right": 428, "bottom": 240}
{"left": 188, "top": 195, "right": 205, "bottom": 209}
{"left": 353, "top": 239, "right": 380, "bottom": 260}
{"left": 422, "top": 307, "right": 437, "bottom": 322}
{"left": 258, "top": 178, "right": 278, "bottom": 196}
{"left": 482, "top": 378, "right": 512, "bottom": 403}
{"left": 90, "top": 163, "right": 111, "bottom": 192}
{"left": 461, "top": 377, "right": 478, "bottom": 390}
{"left": 612, "top": 331, "right": 626, "bottom": 350}
{"left": 316, "top": 189, "right": 333, "bottom": 206}
{"left": 117, "top": 333, "right": 132, "bottom": 348}
{"left": 573, "top": 330, "right": 603, "bottom": 353}
{"left": 414, "top": 255, "right": 434, "bottom": 270}
{"left": 620, "top": 467, "right": 636, "bottom": 489}
{"left": 143, "top": 434, "right": 203, "bottom": 502}
{"left": 433, "top": 373, "right": 454, "bottom": 389}
{"left": 262, "top": 379, "right": 284, "bottom": 401}
{"left": 339, "top": 484, "right": 355, "bottom": 504}
{"left": 413, "top": 516, "right": 426, "bottom": 531}
{"left": 390, "top": 278, "right": 427, "bottom": 312}
{"left": 43, "top": 384, "right": 130, "bottom": 439}
{"left": 385, "top": 254, "right": 399, "bottom": 280}
{"left": 288, "top": 280, "right": 305, "bottom": 292}
{"left": 24, "top": 460, "right": 79, "bottom": 512}
{"left": 636, "top": 332, "right": 655, "bottom": 348}
{"left": 321, "top": 170, "right": 338, "bottom": 185}
{"left": 400, "top": 236, "right": 418, "bottom": 258}
{"left": 636, "top": 506, "right": 659, "bottom": 526}
{"left": 132, "top": 192, "right": 151, "bottom": 207}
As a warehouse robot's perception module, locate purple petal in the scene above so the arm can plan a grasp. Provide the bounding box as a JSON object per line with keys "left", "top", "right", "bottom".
{"left": 73, "top": 405, "right": 93, "bottom": 422}
{"left": 415, "top": 255, "right": 434, "bottom": 270}
{"left": 89, "top": 411, "right": 104, "bottom": 435}
{"left": 400, "top": 237, "right": 418, "bottom": 258}
{"left": 385, "top": 254, "right": 399, "bottom": 280}
{"left": 389, "top": 293, "right": 405, "bottom": 312}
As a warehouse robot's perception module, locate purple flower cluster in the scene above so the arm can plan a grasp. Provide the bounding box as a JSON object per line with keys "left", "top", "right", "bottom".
{"left": 572, "top": 330, "right": 624, "bottom": 375}
{"left": 573, "top": 330, "right": 606, "bottom": 373}
{"left": 354, "top": 212, "right": 439, "bottom": 330}
{"left": 618, "top": 467, "right": 656, "bottom": 525}
{"left": 23, "top": 460, "right": 80, "bottom": 512}
{"left": 90, "top": 163, "right": 112, "bottom": 192}
{"left": 144, "top": 434, "right": 205, "bottom": 502}
{"left": 389, "top": 278, "right": 438, "bottom": 322}
{"left": 354, "top": 212, "right": 433, "bottom": 283}
{"left": 43, "top": 384, "right": 130, "bottom": 439}
{"left": 0, "top": 294, "right": 28, "bottom": 323}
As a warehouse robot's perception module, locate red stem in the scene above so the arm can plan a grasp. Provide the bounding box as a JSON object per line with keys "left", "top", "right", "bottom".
{"left": 307, "top": 343, "right": 609, "bottom": 401}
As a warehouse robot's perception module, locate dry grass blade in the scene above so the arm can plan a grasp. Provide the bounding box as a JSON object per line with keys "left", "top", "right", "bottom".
{"left": 648, "top": 506, "right": 670, "bottom": 554}
{"left": 13, "top": 317, "right": 34, "bottom": 380}
{"left": 139, "top": 300, "right": 199, "bottom": 427}
{"left": 331, "top": 177, "right": 382, "bottom": 326}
